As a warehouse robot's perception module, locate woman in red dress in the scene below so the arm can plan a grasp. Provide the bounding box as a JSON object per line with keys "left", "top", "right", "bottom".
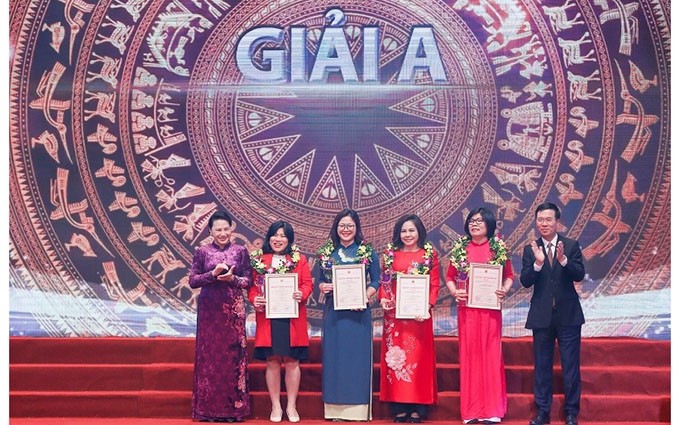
{"left": 248, "top": 221, "right": 313, "bottom": 423}
{"left": 445, "top": 208, "right": 514, "bottom": 424}
{"left": 379, "top": 214, "right": 440, "bottom": 423}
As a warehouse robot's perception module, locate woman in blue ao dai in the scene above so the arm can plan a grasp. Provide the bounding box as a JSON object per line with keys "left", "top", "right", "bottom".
{"left": 317, "top": 209, "right": 381, "bottom": 421}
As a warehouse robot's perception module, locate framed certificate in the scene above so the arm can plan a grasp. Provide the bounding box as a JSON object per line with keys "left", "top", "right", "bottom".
{"left": 265, "top": 273, "right": 299, "bottom": 319}
{"left": 395, "top": 274, "right": 430, "bottom": 319}
{"left": 467, "top": 263, "right": 502, "bottom": 310}
{"left": 332, "top": 264, "right": 367, "bottom": 310}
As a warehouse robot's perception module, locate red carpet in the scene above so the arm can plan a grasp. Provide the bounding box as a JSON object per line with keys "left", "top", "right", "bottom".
{"left": 9, "top": 337, "right": 670, "bottom": 423}
{"left": 6, "top": 419, "right": 672, "bottom": 425}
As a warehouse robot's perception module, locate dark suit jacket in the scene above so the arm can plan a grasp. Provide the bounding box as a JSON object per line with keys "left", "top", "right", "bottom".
{"left": 520, "top": 235, "right": 586, "bottom": 329}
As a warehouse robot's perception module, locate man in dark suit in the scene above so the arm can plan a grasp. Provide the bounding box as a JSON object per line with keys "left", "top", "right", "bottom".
{"left": 520, "top": 203, "right": 585, "bottom": 425}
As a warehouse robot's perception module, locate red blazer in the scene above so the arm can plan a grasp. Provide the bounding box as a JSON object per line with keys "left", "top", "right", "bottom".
{"left": 248, "top": 253, "right": 313, "bottom": 347}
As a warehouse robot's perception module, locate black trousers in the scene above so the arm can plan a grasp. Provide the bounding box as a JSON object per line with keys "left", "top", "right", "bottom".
{"left": 532, "top": 311, "right": 582, "bottom": 417}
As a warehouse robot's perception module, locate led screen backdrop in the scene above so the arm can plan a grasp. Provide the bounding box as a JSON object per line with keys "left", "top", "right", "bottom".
{"left": 9, "top": 0, "right": 670, "bottom": 338}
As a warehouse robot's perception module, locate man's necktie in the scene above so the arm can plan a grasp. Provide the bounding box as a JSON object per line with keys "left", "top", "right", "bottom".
{"left": 547, "top": 242, "right": 555, "bottom": 308}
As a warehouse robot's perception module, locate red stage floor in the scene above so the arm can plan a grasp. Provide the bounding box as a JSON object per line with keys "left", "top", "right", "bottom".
{"left": 8, "top": 419, "right": 672, "bottom": 425}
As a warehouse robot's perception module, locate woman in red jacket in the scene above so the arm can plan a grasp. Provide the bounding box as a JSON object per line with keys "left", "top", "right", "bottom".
{"left": 248, "top": 221, "right": 313, "bottom": 423}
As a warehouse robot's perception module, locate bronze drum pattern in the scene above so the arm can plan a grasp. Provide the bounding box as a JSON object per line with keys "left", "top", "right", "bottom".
{"left": 9, "top": 0, "right": 670, "bottom": 338}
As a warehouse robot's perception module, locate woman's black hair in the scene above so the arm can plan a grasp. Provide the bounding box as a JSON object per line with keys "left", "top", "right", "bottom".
{"left": 464, "top": 207, "right": 497, "bottom": 238}
{"left": 262, "top": 220, "right": 295, "bottom": 255}
{"left": 208, "top": 211, "right": 233, "bottom": 229}
{"left": 328, "top": 209, "right": 365, "bottom": 247}
{"left": 391, "top": 214, "right": 427, "bottom": 249}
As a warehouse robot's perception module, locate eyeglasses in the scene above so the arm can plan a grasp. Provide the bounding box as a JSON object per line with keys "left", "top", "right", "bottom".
{"left": 338, "top": 224, "right": 356, "bottom": 230}
{"left": 469, "top": 218, "right": 485, "bottom": 225}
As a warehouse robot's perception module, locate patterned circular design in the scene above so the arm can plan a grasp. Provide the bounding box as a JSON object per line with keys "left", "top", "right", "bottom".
{"left": 185, "top": 0, "right": 496, "bottom": 247}
{"left": 9, "top": 0, "right": 670, "bottom": 337}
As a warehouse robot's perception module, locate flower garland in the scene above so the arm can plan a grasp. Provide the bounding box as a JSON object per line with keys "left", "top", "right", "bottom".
{"left": 356, "top": 242, "right": 374, "bottom": 265}
{"left": 316, "top": 239, "right": 335, "bottom": 272}
{"left": 449, "top": 234, "right": 508, "bottom": 274}
{"left": 383, "top": 241, "right": 435, "bottom": 277}
{"left": 317, "top": 239, "right": 373, "bottom": 272}
{"left": 250, "top": 244, "right": 301, "bottom": 274}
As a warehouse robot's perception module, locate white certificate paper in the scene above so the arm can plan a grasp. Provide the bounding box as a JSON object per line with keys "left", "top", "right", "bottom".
{"left": 265, "top": 273, "right": 299, "bottom": 319}
{"left": 395, "top": 274, "right": 430, "bottom": 319}
{"left": 467, "top": 263, "right": 502, "bottom": 310}
{"left": 332, "top": 264, "right": 367, "bottom": 310}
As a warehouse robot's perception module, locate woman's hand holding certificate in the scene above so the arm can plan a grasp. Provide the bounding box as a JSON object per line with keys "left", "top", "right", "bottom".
{"left": 253, "top": 295, "right": 266, "bottom": 312}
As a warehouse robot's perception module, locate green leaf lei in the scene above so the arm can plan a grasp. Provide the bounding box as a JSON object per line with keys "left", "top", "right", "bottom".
{"left": 317, "top": 239, "right": 373, "bottom": 273}
{"left": 250, "top": 244, "right": 301, "bottom": 274}
{"left": 449, "top": 235, "right": 508, "bottom": 274}
{"left": 383, "top": 241, "right": 435, "bottom": 277}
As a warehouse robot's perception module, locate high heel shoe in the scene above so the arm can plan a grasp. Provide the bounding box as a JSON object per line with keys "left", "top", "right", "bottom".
{"left": 286, "top": 408, "right": 300, "bottom": 423}
{"left": 394, "top": 414, "right": 408, "bottom": 423}
{"left": 270, "top": 408, "right": 283, "bottom": 423}
{"left": 408, "top": 413, "right": 422, "bottom": 423}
